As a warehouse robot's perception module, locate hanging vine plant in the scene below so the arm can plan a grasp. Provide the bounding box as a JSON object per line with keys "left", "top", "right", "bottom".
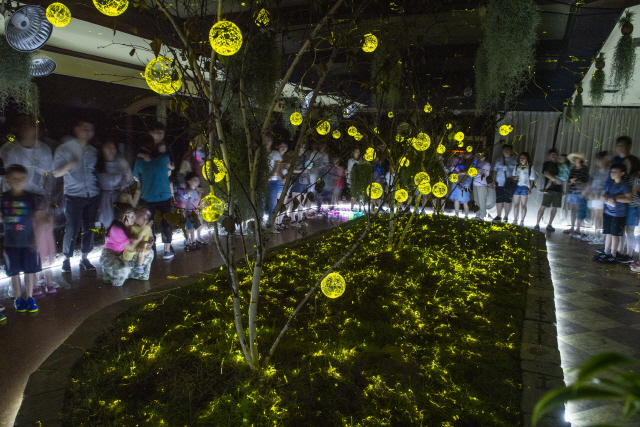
{"left": 573, "top": 82, "right": 583, "bottom": 120}
{"left": 589, "top": 53, "right": 606, "bottom": 106}
{"left": 612, "top": 11, "right": 636, "bottom": 99}
{"left": 474, "top": 0, "right": 541, "bottom": 111}
{"left": 564, "top": 98, "right": 574, "bottom": 123}
{"left": 0, "top": 39, "right": 39, "bottom": 118}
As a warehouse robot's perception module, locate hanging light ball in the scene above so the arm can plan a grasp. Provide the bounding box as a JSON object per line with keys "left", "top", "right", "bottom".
{"left": 466, "top": 145, "right": 473, "bottom": 152}
{"left": 332, "top": 130, "right": 341, "bottom": 139}
{"left": 399, "top": 157, "right": 410, "bottom": 167}
{"left": 316, "top": 121, "right": 330, "bottom": 135}
{"left": 367, "top": 183, "right": 383, "bottom": 199}
{"left": 255, "top": 8, "right": 270, "bottom": 26}
{"left": 321, "top": 272, "right": 346, "bottom": 298}
{"left": 499, "top": 125, "right": 513, "bottom": 136}
{"left": 446, "top": 123, "right": 452, "bottom": 130}
{"left": 412, "top": 132, "right": 431, "bottom": 151}
{"left": 424, "top": 103, "right": 432, "bottom": 113}
{"left": 454, "top": 132, "right": 465, "bottom": 142}
{"left": 388, "top": 111, "right": 394, "bottom": 118}
{"left": 362, "top": 33, "right": 378, "bottom": 53}
{"left": 354, "top": 133, "right": 363, "bottom": 141}
{"left": 468, "top": 167, "right": 478, "bottom": 177}
{"left": 290, "top": 112, "right": 303, "bottom": 126}
{"left": 418, "top": 181, "right": 431, "bottom": 195}
{"left": 364, "top": 147, "right": 376, "bottom": 161}
{"left": 46, "top": 3, "right": 71, "bottom": 27}
{"left": 395, "top": 189, "right": 409, "bottom": 203}
{"left": 93, "top": 0, "right": 128, "bottom": 16}
{"left": 209, "top": 20, "right": 243, "bottom": 56}
{"left": 395, "top": 134, "right": 404, "bottom": 143}
{"left": 432, "top": 182, "right": 448, "bottom": 198}
{"left": 144, "top": 56, "right": 183, "bottom": 95}
{"left": 348, "top": 126, "right": 358, "bottom": 137}
{"left": 414, "top": 172, "right": 430, "bottom": 186}
{"left": 200, "top": 194, "right": 225, "bottom": 222}
{"left": 450, "top": 174, "right": 459, "bottom": 183}
{"left": 202, "top": 158, "right": 227, "bottom": 183}
{"left": 437, "top": 144, "right": 446, "bottom": 154}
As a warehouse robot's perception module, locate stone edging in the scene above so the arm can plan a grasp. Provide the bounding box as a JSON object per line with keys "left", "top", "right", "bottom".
{"left": 520, "top": 232, "right": 569, "bottom": 427}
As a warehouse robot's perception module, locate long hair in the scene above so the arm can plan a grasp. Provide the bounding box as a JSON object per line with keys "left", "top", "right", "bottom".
{"left": 96, "top": 138, "right": 119, "bottom": 174}
{"left": 518, "top": 151, "right": 531, "bottom": 167}
{"left": 107, "top": 203, "right": 134, "bottom": 237}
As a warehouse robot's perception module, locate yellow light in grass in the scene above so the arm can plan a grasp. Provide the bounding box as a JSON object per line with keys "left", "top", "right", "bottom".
{"left": 316, "top": 121, "right": 330, "bottom": 135}
{"left": 395, "top": 189, "right": 408, "bottom": 203}
{"left": 418, "top": 181, "right": 431, "bottom": 195}
{"left": 348, "top": 126, "right": 358, "bottom": 136}
{"left": 450, "top": 174, "right": 459, "bottom": 183}
{"left": 446, "top": 123, "right": 452, "bottom": 130}
{"left": 432, "top": 182, "right": 448, "bottom": 198}
{"left": 200, "top": 194, "right": 225, "bottom": 222}
{"left": 436, "top": 144, "right": 446, "bottom": 154}
{"left": 466, "top": 145, "right": 473, "bottom": 152}
{"left": 354, "top": 133, "right": 363, "bottom": 141}
{"left": 321, "top": 272, "right": 346, "bottom": 298}
{"left": 454, "top": 132, "right": 464, "bottom": 142}
{"left": 367, "top": 183, "right": 383, "bottom": 199}
{"left": 209, "top": 21, "right": 243, "bottom": 56}
{"left": 144, "top": 56, "right": 183, "bottom": 95}
{"left": 414, "top": 172, "right": 430, "bottom": 185}
{"left": 468, "top": 167, "right": 478, "bottom": 177}
{"left": 255, "top": 8, "right": 270, "bottom": 26}
{"left": 364, "top": 147, "right": 376, "bottom": 161}
{"left": 412, "top": 132, "right": 430, "bottom": 151}
{"left": 388, "top": 112, "right": 394, "bottom": 118}
{"left": 290, "top": 112, "right": 303, "bottom": 126}
{"left": 424, "top": 103, "right": 432, "bottom": 113}
{"left": 332, "top": 130, "right": 341, "bottom": 139}
{"left": 362, "top": 33, "right": 378, "bottom": 53}
{"left": 46, "top": 3, "right": 71, "bottom": 27}
{"left": 499, "top": 125, "right": 513, "bottom": 136}
{"left": 93, "top": 0, "right": 128, "bottom": 16}
{"left": 400, "top": 157, "right": 409, "bottom": 167}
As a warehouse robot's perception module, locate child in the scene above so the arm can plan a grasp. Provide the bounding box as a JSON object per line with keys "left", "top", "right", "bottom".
{"left": 34, "top": 201, "right": 57, "bottom": 294}
{"left": 179, "top": 172, "right": 202, "bottom": 250}
{"left": 595, "top": 164, "right": 632, "bottom": 263}
{"left": 512, "top": 152, "right": 536, "bottom": 225}
{"left": 2, "top": 165, "right": 42, "bottom": 314}
{"left": 123, "top": 207, "right": 153, "bottom": 275}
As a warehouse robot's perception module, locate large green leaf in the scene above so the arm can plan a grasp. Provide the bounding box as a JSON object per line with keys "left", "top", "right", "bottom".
{"left": 577, "top": 353, "right": 640, "bottom": 382}
{"left": 533, "top": 385, "right": 622, "bottom": 425}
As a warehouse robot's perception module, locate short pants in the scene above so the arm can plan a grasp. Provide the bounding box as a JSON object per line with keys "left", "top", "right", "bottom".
{"left": 603, "top": 213, "right": 626, "bottom": 237}
{"left": 496, "top": 185, "right": 515, "bottom": 204}
{"left": 3, "top": 247, "right": 42, "bottom": 277}
{"left": 514, "top": 185, "right": 529, "bottom": 196}
{"left": 588, "top": 199, "right": 605, "bottom": 210}
{"left": 542, "top": 191, "right": 562, "bottom": 208}
{"left": 626, "top": 206, "right": 640, "bottom": 227}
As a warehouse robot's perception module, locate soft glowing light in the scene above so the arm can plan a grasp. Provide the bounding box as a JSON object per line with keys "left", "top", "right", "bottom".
{"left": 446, "top": 123, "right": 452, "bottom": 130}
{"left": 46, "top": 3, "right": 71, "bottom": 27}
{"left": 399, "top": 157, "right": 409, "bottom": 167}
{"left": 354, "top": 133, "right": 363, "bottom": 141}
{"left": 412, "top": 132, "right": 430, "bottom": 151}
{"left": 468, "top": 167, "right": 478, "bottom": 177}
{"left": 290, "top": 112, "right": 303, "bottom": 126}
{"left": 395, "top": 134, "right": 404, "bottom": 142}
{"left": 466, "top": 145, "right": 473, "bottom": 152}
{"left": 93, "top": 0, "right": 128, "bottom": 16}
{"left": 255, "top": 8, "right": 270, "bottom": 26}
{"left": 432, "top": 182, "right": 447, "bottom": 198}
{"left": 209, "top": 20, "right": 243, "bottom": 56}
{"left": 499, "top": 125, "right": 513, "bottom": 136}
{"left": 454, "top": 132, "right": 464, "bottom": 142}
{"left": 424, "top": 103, "right": 432, "bottom": 113}
{"left": 200, "top": 194, "right": 225, "bottom": 222}
{"left": 458, "top": 141, "right": 464, "bottom": 147}
{"left": 388, "top": 112, "right": 394, "bottom": 118}
{"left": 348, "top": 126, "right": 358, "bottom": 136}
{"left": 395, "top": 189, "right": 408, "bottom": 203}
{"left": 144, "top": 56, "right": 183, "bottom": 95}
{"left": 367, "top": 183, "right": 383, "bottom": 199}
{"left": 418, "top": 181, "right": 431, "bottom": 194}
{"left": 321, "top": 272, "right": 346, "bottom": 298}
{"left": 362, "top": 33, "right": 378, "bottom": 53}
{"left": 203, "top": 158, "right": 227, "bottom": 183}
{"left": 414, "top": 172, "right": 430, "bottom": 185}
{"left": 437, "top": 144, "right": 446, "bottom": 154}
{"left": 450, "top": 174, "right": 459, "bottom": 183}
{"left": 316, "top": 121, "right": 330, "bottom": 135}
{"left": 332, "top": 130, "right": 341, "bottom": 139}
{"left": 374, "top": 127, "right": 378, "bottom": 133}
{"left": 364, "top": 147, "right": 376, "bottom": 161}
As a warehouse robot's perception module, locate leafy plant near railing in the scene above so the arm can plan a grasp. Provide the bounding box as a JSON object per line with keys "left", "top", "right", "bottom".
{"left": 533, "top": 353, "right": 640, "bottom": 426}
{"left": 612, "top": 11, "right": 637, "bottom": 99}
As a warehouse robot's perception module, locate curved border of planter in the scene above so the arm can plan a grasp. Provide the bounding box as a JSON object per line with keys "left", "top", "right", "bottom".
{"left": 15, "top": 230, "right": 567, "bottom": 427}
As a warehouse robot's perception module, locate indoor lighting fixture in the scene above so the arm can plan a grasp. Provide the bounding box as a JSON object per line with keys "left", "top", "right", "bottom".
{"left": 29, "top": 53, "right": 56, "bottom": 77}
{"left": 4, "top": 5, "right": 53, "bottom": 52}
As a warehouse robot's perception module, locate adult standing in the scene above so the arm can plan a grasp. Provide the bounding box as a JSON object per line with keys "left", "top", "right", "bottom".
{"left": 53, "top": 120, "right": 100, "bottom": 272}
{"left": 534, "top": 149, "right": 563, "bottom": 232}
{"left": 133, "top": 135, "right": 174, "bottom": 260}
{"left": 611, "top": 136, "right": 640, "bottom": 179}
{"left": 97, "top": 138, "right": 133, "bottom": 228}
{"left": 472, "top": 153, "right": 493, "bottom": 221}
{"left": 491, "top": 144, "right": 518, "bottom": 222}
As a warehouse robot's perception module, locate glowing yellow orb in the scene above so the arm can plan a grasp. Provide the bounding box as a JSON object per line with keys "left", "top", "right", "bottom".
{"left": 93, "top": 0, "right": 128, "bottom": 16}
{"left": 468, "top": 167, "right": 478, "bottom": 177}
{"left": 414, "top": 172, "right": 430, "bottom": 185}
{"left": 367, "top": 183, "right": 383, "bottom": 199}
{"left": 362, "top": 33, "right": 378, "bottom": 53}
{"left": 395, "top": 189, "right": 409, "bottom": 203}
{"left": 46, "top": 3, "right": 71, "bottom": 27}
{"left": 432, "top": 182, "right": 448, "bottom": 198}
{"left": 321, "top": 272, "right": 346, "bottom": 298}
{"left": 200, "top": 194, "right": 225, "bottom": 222}
{"left": 446, "top": 123, "right": 452, "bottom": 130}
{"left": 450, "top": 174, "right": 459, "bottom": 183}
{"left": 424, "top": 103, "right": 432, "bottom": 113}
{"left": 316, "top": 121, "right": 330, "bottom": 135}
{"left": 466, "top": 145, "right": 473, "bottom": 152}
{"left": 400, "top": 157, "right": 409, "bottom": 167}
{"left": 209, "top": 20, "right": 243, "bottom": 56}
{"left": 348, "top": 126, "right": 358, "bottom": 136}
{"left": 354, "top": 133, "right": 363, "bottom": 141}
{"left": 255, "top": 8, "right": 270, "bottom": 26}
{"left": 437, "top": 144, "right": 446, "bottom": 154}
{"left": 458, "top": 141, "right": 464, "bottom": 147}
{"left": 499, "top": 125, "right": 513, "bottom": 136}
{"left": 332, "top": 130, "right": 341, "bottom": 139}
{"left": 418, "top": 181, "right": 431, "bottom": 195}
{"left": 6, "top": 134, "right": 15, "bottom": 142}
{"left": 454, "top": 132, "right": 465, "bottom": 142}
{"left": 374, "top": 127, "right": 379, "bottom": 133}
{"left": 388, "top": 112, "right": 394, "bottom": 118}
{"left": 395, "top": 134, "right": 404, "bottom": 143}
{"left": 203, "top": 158, "right": 227, "bottom": 183}
{"left": 290, "top": 112, "right": 303, "bottom": 126}
{"left": 144, "top": 56, "right": 183, "bottom": 95}
{"left": 412, "top": 132, "right": 430, "bottom": 151}
{"left": 364, "top": 147, "right": 376, "bottom": 161}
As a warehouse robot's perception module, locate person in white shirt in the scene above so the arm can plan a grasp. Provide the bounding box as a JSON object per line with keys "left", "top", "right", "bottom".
{"left": 511, "top": 152, "right": 536, "bottom": 226}
{"left": 472, "top": 153, "right": 493, "bottom": 221}
{"left": 492, "top": 144, "right": 519, "bottom": 222}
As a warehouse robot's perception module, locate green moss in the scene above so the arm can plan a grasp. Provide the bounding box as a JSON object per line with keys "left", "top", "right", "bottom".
{"left": 0, "top": 39, "right": 39, "bottom": 118}
{"left": 589, "top": 68, "right": 605, "bottom": 106}
{"left": 63, "top": 216, "right": 531, "bottom": 426}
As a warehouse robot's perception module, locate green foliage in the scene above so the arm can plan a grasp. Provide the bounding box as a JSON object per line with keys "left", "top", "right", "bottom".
{"left": 612, "top": 12, "right": 636, "bottom": 99}
{"left": 349, "top": 161, "right": 373, "bottom": 198}
{"left": 533, "top": 353, "right": 640, "bottom": 426}
{"left": 590, "top": 68, "right": 605, "bottom": 106}
{"left": 0, "top": 39, "right": 39, "bottom": 117}
{"left": 474, "top": 0, "right": 540, "bottom": 111}
{"left": 370, "top": 44, "right": 403, "bottom": 112}
{"left": 63, "top": 216, "right": 531, "bottom": 426}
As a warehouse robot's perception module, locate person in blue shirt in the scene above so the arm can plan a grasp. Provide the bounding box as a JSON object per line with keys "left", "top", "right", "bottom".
{"left": 595, "top": 164, "right": 632, "bottom": 263}
{"left": 132, "top": 135, "right": 174, "bottom": 260}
